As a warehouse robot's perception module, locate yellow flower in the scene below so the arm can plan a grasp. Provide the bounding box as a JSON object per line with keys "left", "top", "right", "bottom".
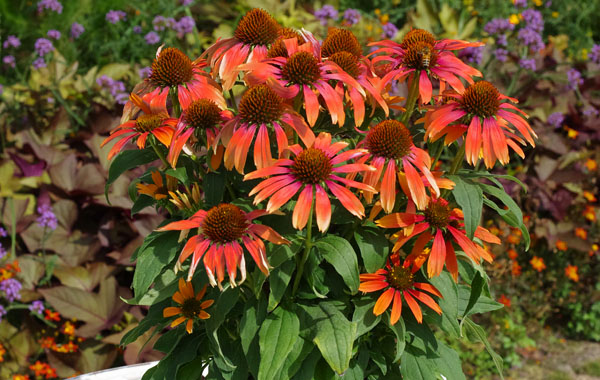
{"left": 530, "top": 256, "right": 546, "bottom": 272}
{"left": 163, "top": 278, "right": 214, "bottom": 334}
{"left": 584, "top": 205, "right": 596, "bottom": 222}
{"left": 509, "top": 14, "right": 520, "bottom": 25}
{"left": 551, "top": 11, "right": 559, "bottom": 18}
{"left": 585, "top": 158, "right": 597, "bottom": 171}
{"left": 565, "top": 265, "right": 579, "bottom": 282}
{"left": 555, "top": 240, "right": 567, "bottom": 251}
{"left": 136, "top": 170, "right": 178, "bottom": 200}
{"left": 583, "top": 191, "right": 597, "bottom": 202}
{"left": 564, "top": 126, "right": 578, "bottom": 139}
{"left": 575, "top": 228, "right": 587, "bottom": 240}
{"left": 380, "top": 14, "right": 389, "bottom": 24}
{"left": 534, "top": 0, "right": 543, "bottom": 6}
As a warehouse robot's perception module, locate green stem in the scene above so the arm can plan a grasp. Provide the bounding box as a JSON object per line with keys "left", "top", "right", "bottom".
{"left": 150, "top": 137, "right": 169, "bottom": 168}
{"left": 170, "top": 90, "right": 181, "bottom": 118}
{"left": 400, "top": 71, "right": 421, "bottom": 125}
{"left": 448, "top": 142, "right": 466, "bottom": 176}
{"left": 228, "top": 89, "right": 237, "bottom": 112}
{"left": 292, "top": 197, "right": 314, "bottom": 296}
{"left": 505, "top": 68, "right": 522, "bottom": 97}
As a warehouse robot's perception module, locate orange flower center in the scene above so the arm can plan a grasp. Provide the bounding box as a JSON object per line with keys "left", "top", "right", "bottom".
{"left": 401, "top": 29, "right": 437, "bottom": 49}
{"left": 184, "top": 99, "right": 222, "bottom": 130}
{"left": 181, "top": 297, "right": 203, "bottom": 319}
{"left": 291, "top": 148, "right": 332, "bottom": 184}
{"left": 149, "top": 47, "right": 193, "bottom": 87}
{"left": 403, "top": 41, "right": 437, "bottom": 70}
{"left": 328, "top": 52, "right": 360, "bottom": 78}
{"left": 282, "top": 51, "right": 321, "bottom": 85}
{"left": 201, "top": 204, "right": 248, "bottom": 243}
{"left": 234, "top": 8, "right": 280, "bottom": 46}
{"left": 365, "top": 120, "right": 412, "bottom": 160}
{"left": 267, "top": 28, "right": 305, "bottom": 58}
{"left": 238, "top": 84, "right": 284, "bottom": 124}
{"left": 424, "top": 199, "right": 451, "bottom": 229}
{"left": 321, "top": 28, "right": 362, "bottom": 58}
{"left": 386, "top": 265, "right": 414, "bottom": 290}
{"left": 135, "top": 114, "right": 164, "bottom": 132}
{"left": 460, "top": 81, "right": 501, "bottom": 118}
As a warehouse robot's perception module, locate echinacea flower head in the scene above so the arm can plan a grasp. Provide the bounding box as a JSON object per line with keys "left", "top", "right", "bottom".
{"left": 219, "top": 84, "right": 314, "bottom": 173}
{"left": 163, "top": 278, "right": 214, "bottom": 334}
{"left": 204, "top": 8, "right": 281, "bottom": 91}
{"left": 136, "top": 171, "right": 178, "bottom": 200}
{"left": 425, "top": 80, "right": 537, "bottom": 168}
{"left": 266, "top": 28, "right": 306, "bottom": 59}
{"left": 376, "top": 197, "right": 499, "bottom": 280}
{"left": 371, "top": 29, "right": 483, "bottom": 104}
{"left": 359, "top": 253, "right": 442, "bottom": 324}
{"left": 149, "top": 47, "right": 226, "bottom": 110}
{"left": 158, "top": 204, "right": 289, "bottom": 287}
{"left": 101, "top": 88, "right": 177, "bottom": 160}
{"left": 244, "top": 132, "right": 376, "bottom": 232}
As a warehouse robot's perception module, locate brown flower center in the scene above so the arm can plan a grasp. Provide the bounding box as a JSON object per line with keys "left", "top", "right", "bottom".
{"left": 321, "top": 28, "right": 362, "bottom": 58}
{"left": 365, "top": 120, "right": 413, "bottom": 160}
{"left": 234, "top": 8, "right": 280, "bottom": 46}
{"left": 386, "top": 266, "right": 414, "bottom": 290}
{"left": 400, "top": 29, "right": 436, "bottom": 49}
{"left": 424, "top": 199, "right": 451, "bottom": 229}
{"left": 328, "top": 51, "right": 360, "bottom": 78}
{"left": 291, "top": 148, "right": 332, "bottom": 184}
{"left": 181, "top": 297, "right": 203, "bottom": 319}
{"left": 149, "top": 47, "right": 193, "bottom": 87}
{"left": 135, "top": 114, "right": 164, "bottom": 132}
{"left": 267, "top": 28, "right": 306, "bottom": 59}
{"left": 403, "top": 41, "right": 437, "bottom": 70}
{"left": 238, "top": 84, "right": 284, "bottom": 124}
{"left": 460, "top": 81, "right": 501, "bottom": 118}
{"left": 201, "top": 204, "right": 248, "bottom": 243}
{"left": 282, "top": 51, "right": 321, "bottom": 85}
{"left": 184, "top": 99, "right": 222, "bottom": 130}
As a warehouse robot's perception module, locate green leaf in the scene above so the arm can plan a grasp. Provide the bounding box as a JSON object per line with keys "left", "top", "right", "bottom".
{"left": 341, "top": 350, "right": 369, "bottom": 380}
{"left": 206, "top": 288, "right": 240, "bottom": 371}
{"left": 121, "top": 299, "right": 171, "bottom": 346}
{"left": 132, "top": 195, "right": 156, "bottom": 215}
{"left": 462, "top": 272, "right": 484, "bottom": 319}
{"left": 258, "top": 305, "right": 300, "bottom": 380}
{"left": 268, "top": 259, "right": 295, "bottom": 312}
{"left": 400, "top": 346, "right": 437, "bottom": 380}
{"left": 449, "top": 175, "right": 482, "bottom": 239}
{"left": 142, "top": 334, "right": 202, "bottom": 380}
{"left": 480, "top": 183, "right": 530, "bottom": 249}
{"left": 482, "top": 198, "right": 530, "bottom": 250}
{"left": 133, "top": 231, "right": 180, "bottom": 299}
{"left": 458, "top": 286, "right": 504, "bottom": 316}
{"left": 315, "top": 236, "right": 359, "bottom": 294}
{"left": 433, "top": 342, "right": 466, "bottom": 380}
{"left": 352, "top": 296, "right": 381, "bottom": 338}
{"left": 105, "top": 148, "right": 158, "bottom": 201}
{"left": 463, "top": 318, "right": 504, "bottom": 379}
{"left": 165, "top": 167, "right": 189, "bottom": 185}
{"left": 387, "top": 315, "right": 406, "bottom": 362}
{"left": 240, "top": 296, "right": 267, "bottom": 378}
{"left": 312, "top": 303, "right": 357, "bottom": 375}
{"left": 204, "top": 171, "right": 226, "bottom": 206}
{"left": 427, "top": 272, "right": 460, "bottom": 337}
{"left": 354, "top": 227, "right": 389, "bottom": 272}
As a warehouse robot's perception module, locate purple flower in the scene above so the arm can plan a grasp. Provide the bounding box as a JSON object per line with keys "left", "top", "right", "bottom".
{"left": 484, "top": 18, "right": 514, "bottom": 35}
{"left": 567, "top": 68, "right": 583, "bottom": 90}
{"left": 33, "top": 57, "right": 47, "bottom": 69}
{"left": 29, "top": 300, "right": 45, "bottom": 314}
{"left": 71, "top": 22, "right": 84, "bottom": 39}
{"left": 514, "top": 0, "right": 527, "bottom": 7}
{"left": 589, "top": 44, "right": 600, "bottom": 64}
{"left": 3, "top": 35, "right": 21, "bottom": 49}
{"left": 181, "top": 0, "right": 193, "bottom": 5}
{"left": 547, "top": 112, "right": 564, "bottom": 128}
{"left": 522, "top": 9, "right": 544, "bottom": 32}
{"left": 153, "top": 15, "right": 175, "bottom": 31}
{"left": 0, "top": 227, "right": 6, "bottom": 237}
{"left": 173, "top": 16, "right": 195, "bottom": 37}
{"left": 459, "top": 46, "right": 484, "bottom": 65}
{"left": 144, "top": 31, "right": 160, "bottom": 45}
{"left": 47, "top": 29, "right": 61, "bottom": 40}
{"left": 37, "top": 0, "right": 63, "bottom": 14}
{"left": 96, "top": 75, "right": 126, "bottom": 97}
{"left": 583, "top": 107, "right": 598, "bottom": 117}
{"left": 133, "top": 25, "right": 142, "bottom": 34}
{"left": 519, "top": 58, "right": 536, "bottom": 70}
{"left": 3, "top": 55, "right": 16, "bottom": 68}
{"left": 106, "top": 10, "right": 126, "bottom": 24}
{"left": 518, "top": 27, "right": 545, "bottom": 51}
{"left": 34, "top": 38, "right": 54, "bottom": 56}
{"left": 139, "top": 66, "right": 152, "bottom": 79}
{"left": 381, "top": 22, "right": 399, "bottom": 39}
{"left": 0, "top": 305, "right": 6, "bottom": 322}
{"left": 343, "top": 9, "right": 361, "bottom": 26}
{"left": 496, "top": 34, "right": 508, "bottom": 47}
{"left": 0, "top": 278, "right": 22, "bottom": 302}
{"left": 36, "top": 204, "right": 57, "bottom": 230}
{"left": 115, "top": 93, "right": 129, "bottom": 105}
{"left": 314, "top": 5, "right": 338, "bottom": 25}
{"left": 0, "top": 85, "right": 3, "bottom": 95}
{"left": 0, "top": 244, "right": 6, "bottom": 260}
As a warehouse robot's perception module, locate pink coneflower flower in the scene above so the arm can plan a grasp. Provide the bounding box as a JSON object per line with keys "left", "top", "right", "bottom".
{"left": 244, "top": 132, "right": 376, "bottom": 232}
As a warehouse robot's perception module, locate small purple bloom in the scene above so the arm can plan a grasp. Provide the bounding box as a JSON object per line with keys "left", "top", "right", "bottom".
{"left": 484, "top": 18, "right": 514, "bottom": 35}
{"left": 144, "top": 31, "right": 160, "bottom": 45}
{"left": 106, "top": 10, "right": 127, "bottom": 24}
{"left": 97, "top": 75, "right": 126, "bottom": 97}
{"left": 343, "top": 9, "right": 361, "bottom": 26}
{"left": 0, "top": 244, "right": 6, "bottom": 260}
{"left": 139, "top": 66, "right": 152, "bottom": 79}
{"left": 115, "top": 93, "right": 130, "bottom": 105}
{"left": 514, "top": 0, "right": 527, "bottom": 7}
{"left": 37, "top": 0, "right": 63, "bottom": 14}
{"left": 29, "top": 300, "right": 45, "bottom": 314}
{"left": 496, "top": 34, "right": 508, "bottom": 47}
{"left": 3, "top": 55, "right": 16, "bottom": 68}
{"left": 3, "top": 35, "right": 21, "bottom": 49}
{"left": 519, "top": 58, "right": 536, "bottom": 70}
{"left": 0, "top": 278, "right": 22, "bottom": 302}
{"left": 381, "top": 22, "right": 399, "bottom": 39}
{"left": 589, "top": 44, "right": 600, "bottom": 64}
{"left": 133, "top": 25, "right": 142, "bottom": 34}
{"left": 173, "top": 16, "right": 195, "bottom": 37}
{"left": 181, "top": 0, "right": 194, "bottom": 5}
{"left": 567, "top": 68, "right": 583, "bottom": 90}
{"left": 0, "top": 227, "right": 6, "bottom": 237}
{"left": 71, "top": 22, "right": 84, "bottom": 39}
{"left": 547, "top": 112, "right": 564, "bottom": 128}
{"left": 34, "top": 38, "right": 54, "bottom": 56}
{"left": 47, "top": 29, "right": 61, "bottom": 40}
{"left": 0, "top": 84, "right": 3, "bottom": 95}
{"left": 153, "top": 16, "right": 176, "bottom": 31}
{"left": 583, "top": 107, "right": 598, "bottom": 117}
{"left": 36, "top": 204, "right": 57, "bottom": 230}
{"left": 459, "top": 46, "right": 484, "bottom": 65}
{"left": 0, "top": 305, "right": 6, "bottom": 322}
{"left": 314, "top": 5, "right": 338, "bottom": 25}
{"left": 33, "top": 57, "right": 47, "bottom": 69}
{"left": 522, "top": 9, "right": 544, "bottom": 32}
{"left": 518, "top": 27, "right": 545, "bottom": 51}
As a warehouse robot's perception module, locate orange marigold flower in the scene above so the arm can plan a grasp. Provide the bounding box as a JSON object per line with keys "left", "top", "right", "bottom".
{"left": 44, "top": 309, "right": 60, "bottom": 322}
{"left": 61, "top": 321, "right": 75, "bottom": 336}
{"left": 52, "top": 341, "right": 79, "bottom": 353}
{"left": 575, "top": 228, "right": 587, "bottom": 240}
{"left": 584, "top": 205, "right": 597, "bottom": 222}
{"left": 137, "top": 171, "right": 178, "bottom": 200}
{"left": 498, "top": 294, "right": 511, "bottom": 307}
{"left": 158, "top": 204, "right": 289, "bottom": 287}
{"left": 425, "top": 81, "right": 537, "bottom": 168}
{"left": 530, "top": 256, "right": 546, "bottom": 272}
{"left": 0, "top": 342, "right": 5, "bottom": 362}
{"left": 39, "top": 336, "right": 56, "bottom": 349}
{"left": 370, "top": 29, "right": 483, "bottom": 104}
{"left": 507, "top": 234, "right": 520, "bottom": 245}
{"left": 376, "top": 197, "right": 499, "bottom": 280}
{"left": 359, "top": 254, "right": 442, "bottom": 324}
{"left": 555, "top": 240, "right": 567, "bottom": 251}
{"left": 585, "top": 158, "right": 597, "bottom": 171}
{"left": 565, "top": 265, "right": 579, "bottom": 282}
{"left": 29, "top": 361, "right": 56, "bottom": 378}
{"left": 12, "top": 375, "right": 30, "bottom": 380}
{"left": 244, "top": 132, "right": 376, "bottom": 232}
{"left": 163, "top": 278, "right": 214, "bottom": 334}
{"left": 564, "top": 126, "right": 578, "bottom": 139}
{"left": 507, "top": 248, "right": 518, "bottom": 260}
{"left": 511, "top": 260, "right": 522, "bottom": 276}
{"left": 583, "top": 191, "right": 597, "bottom": 202}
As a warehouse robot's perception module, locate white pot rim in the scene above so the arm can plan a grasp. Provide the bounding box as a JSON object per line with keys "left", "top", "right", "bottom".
{"left": 70, "top": 361, "right": 159, "bottom": 380}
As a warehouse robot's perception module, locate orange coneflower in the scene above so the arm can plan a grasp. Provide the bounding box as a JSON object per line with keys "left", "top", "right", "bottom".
{"left": 424, "top": 81, "right": 537, "bottom": 168}
{"left": 136, "top": 170, "right": 178, "bottom": 200}
{"left": 218, "top": 84, "right": 315, "bottom": 173}
{"left": 370, "top": 29, "right": 483, "bottom": 104}
{"left": 204, "top": 8, "right": 282, "bottom": 91}
{"left": 244, "top": 132, "right": 376, "bottom": 232}
{"left": 163, "top": 278, "right": 214, "bottom": 334}
{"left": 158, "top": 204, "right": 289, "bottom": 288}
{"left": 359, "top": 253, "right": 442, "bottom": 324}
{"left": 376, "top": 197, "right": 499, "bottom": 280}
{"left": 101, "top": 88, "right": 178, "bottom": 160}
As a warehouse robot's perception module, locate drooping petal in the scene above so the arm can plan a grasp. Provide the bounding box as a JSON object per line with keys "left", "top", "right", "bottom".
{"left": 380, "top": 159, "right": 397, "bottom": 214}
{"left": 292, "top": 185, "right": 313, "bottom": 230}
{"left": 373, "top": 288, "right": 395, "bottom": 316}
{"left": 390, "top": 290, "right": 403, "bottom": 325}
{"left": 408, "top": 289, "right": 442, "bottom": 314}
{"left": 428, "top": 230, "right": 446, "bottom": 278}
{"left": 402, "top": 290, "right": 423, "bottom": 323}
{"left": 314, "top": 185, "right": 332, "bottom": 232}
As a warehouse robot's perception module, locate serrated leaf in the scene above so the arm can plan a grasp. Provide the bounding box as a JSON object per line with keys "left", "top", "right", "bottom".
{"left": 315, "top": 236, "right": 359, "bottom": 294}
{"left": 258, "top": 306, "right": 300, "bottom": 380}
